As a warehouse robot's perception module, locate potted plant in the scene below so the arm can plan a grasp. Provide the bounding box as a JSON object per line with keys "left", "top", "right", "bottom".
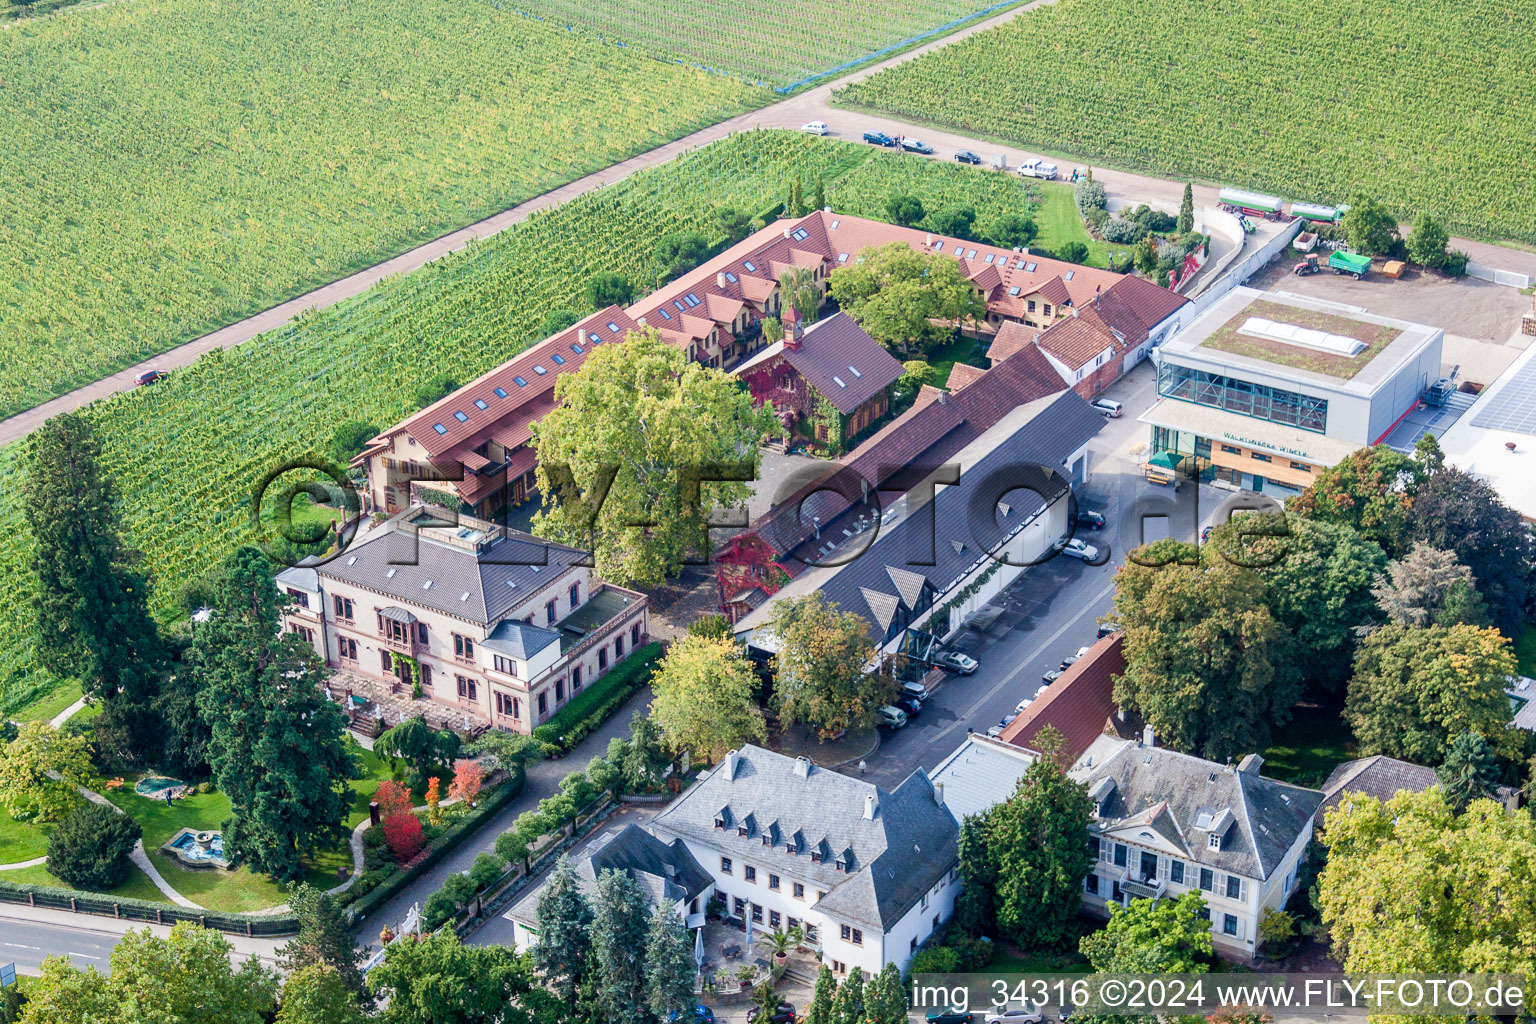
{"left": 705, "top": 895, "right": 727, "bottom": 922}
{"left": 756, "top": 924, "right": 803, "bottom": 967}
{"left": 735, "top": 964, "right": 756, "bottom": 991}
{"left": 378, "top": 926, "right": 395, "bottom": 945}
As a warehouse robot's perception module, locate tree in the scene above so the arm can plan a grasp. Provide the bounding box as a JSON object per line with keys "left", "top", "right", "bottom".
{"left": 830, "top": 967, "right": 865, "bottom": 1024}
{"left": 769, "top": 592, "right": 893, "bottom": 738}
{"left": 884, "top": 194, "right": 924, "bottom": 227}
{"left": 279, "top": 883, "right": 366, "bottom": 1002}
{"left": 830, "top": 242, "right": 986, "bottom": 356}
{"left": 0, "top": 721, "right": 95, "bottom": 822}
{"left": 896, "top": 359, "right": 936, "bottom": 399}
{"left": 1437, "top": 731, "right": 1502, "bottom": 812}
{"left": 1318, "top": 788, "right": 1536, "bottom": 976}
{"left": 1342, "top": 196, "right": 1398, "bottom": 256}
{"left": 1074, "top": 171, "right": 1107, "bottom": 215}
{"left": 926, "top": 205, "right": 976, "bottom": 240}
{"left": 191, "top": 547, "right": 355, "bottom": 880}
{"left": 533, "top": 855, "right": 592, "bottom": 1008}
{"left": 716, "top": 207, "right": 753, "bottom": 245}
{"left": 1345, "top": 623, "right": 1515, "bottom": 766}
{"left": 46, "top": 802, "right": 141, "bottom": 890}
{"left": 687, "top": 613, "right": 733, "bottom": 641}
{"left": 25, "top": 413, "right": 167, "bottom": 765}
{"left": 1286, "top": 444, "right": 1419, "bottom": 553}
{"left": 618, "top": 712, "right": 670, "bottom": 792}
{"left": 414, "top": 372, "right": 459, "bottom": 409}
{"left": 425, "top": 776, "right": 443, "bottom": 827}
{"left": 276, "top": 964, "right": 366, "bottom": 1024}
{"left": 494, "top": 828, "right": 529, "bottom": 874}
{"left": 1225, "top": 513, "right": 1386, "bottom": 690}
{"left": 1372, "top": 542, "right": 1487, "bottom": 628}
{"left": 865, "top": 963, "right": 907, "bottom": 1024}
{"left": 538, "top": 309, "right": 582, "bottom": 337}
{"left": 1113, "top": 541, "right": 1301, "bottom": 760}
{"left": 778, "top": 266, "right": 821, "bottom": 323}
{"left": 645, "top": 903, "right": 696, "bottom": 1020}
{"left": 655, "top": 231, "right": 711, "bottom": 283}
{"left": 589, "top": 869, "right": 651, "bottom": 1024}
{"left": 532, "top": 328, "right": 769, "bottom": 587}
{"left": 1133, "top": 234, "right": 1159, "bottom": 275}
{"left": 985, "top": 213, "right": 1037, "bottom": 249}
{"left": 449, "top": 759, "right": 485, "bottom": 807}
{"left": 154, "top": 668, "right": 212, "bottom": 781}
{"left": 328, "top": 420, "right": 379, "bottom": 463}
{"left": 1406, "top": 211, "right": 1450, "bottom": 269}
{"left": 467, "top": 730, "right": 543, "bottom": 774}
{"left": 0, "top": 985, "right": 24, "bottom": 1024}
{"left": 803, "top": 966, "right": 837, "bottom": 1024}
{"left": 1057, "top": 241, "right": 1089, "bottom": 265}
{"left": 812, "top": 172, "right": 827, "bottom": 213}
{"left": 584, "top": 272, "right": 634, "bottom": 311}
{"left": 20, "top": 922, "right": 279, "bottom": 1024}
{"left": 1405, "top": 464, "right": 1534, "bottom": 637}
{"left": 952, "top": 812, "right": 996, "bottom": 936}
{"left": 650, "top": 634, "right": 767, "bottom": 761}
{"left": 368, "top": 930, "right": 539, "bottom": 1024}
{"left": 1177, "top": 182, "right": 1194, "bottom": 233}
{"left": 1080, "top": 890, "right": 1213, "bottom": 974}
{"left": 375, "top": 716, "right": 462, "bottom": 789}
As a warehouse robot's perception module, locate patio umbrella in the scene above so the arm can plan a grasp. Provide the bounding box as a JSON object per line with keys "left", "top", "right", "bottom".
{"left": 1148, "top": 450, "right": 1181, "bottom": 470}
{"left": 694, "top": 925, "right": 704, "bottom": 967}
{"left": 745, "top": 912, "right": 753, "bottom": 952}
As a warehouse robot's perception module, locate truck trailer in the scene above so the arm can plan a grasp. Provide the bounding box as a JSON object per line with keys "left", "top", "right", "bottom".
{"left": 1218, "top": 187, "right": 1284, "bottom": 219}
{"left": 1329, "top": 251, "right": 1371, "bottom": 279}
{"left": 1290, "top": 201, "right": 1346, "bottom": 224}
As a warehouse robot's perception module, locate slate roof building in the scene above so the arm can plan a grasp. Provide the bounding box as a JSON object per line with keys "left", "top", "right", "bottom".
{"left": 276, "top": 504, "right": 647, "bottom": 735}
{"left": 1319, "top": 754, "right": 1519, "bottom": 818}
{"left": 507, "top": 823, "right": 713, "bottom": 950}
{"left": 1072, "top": 738, "right": 1323, "bottom": 957}
{"left": 647, "top": 745, "right": 962, "bottom": 976}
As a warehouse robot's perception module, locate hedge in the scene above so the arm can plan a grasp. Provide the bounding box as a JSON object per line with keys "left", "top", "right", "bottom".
{"left": 0, "top": 880, "right": 299, "bottom": 937}
{"left": 532, "top": 642, "right": 663, "bottom": 751}
{"left": 343, "top": 764, "right": 525, "bottom": 925}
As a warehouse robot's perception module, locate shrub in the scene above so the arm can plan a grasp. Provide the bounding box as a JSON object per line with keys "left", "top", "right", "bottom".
{"left": 46, "top": 803, "right": 141, "bottom": 890}
{"left": 885, "top": 194, "right": 925, "bottom": 227}
{"left": 1074, "top": 175, "right": 1107, "bottom": 214}
{"left": 421, "top": 890, "right": 457, "bottom": 930}
{"left": 1443, "top": 249, "right": 1469, "bottom": 277}
{"left": 469, "top": 852, "right": 504, "bottom": 891}
{"left": 1084, "top": 207, "right": 1110, "bottom": 231}
{"left": 1259, "top": 908, "right": 1296, "bottom": 948}
{"left": 381, "top": 811, "right": 424, "bottom": 863}
{"left": 531, "top": 642, "right": 663, "bottom": 751}
{"left": 1130, "top": 204, "right": 1176, "bottom": 232}
{"left": 414, "top": 373, "right": 459, "bottom": 410}
{"left": 907, "top": 945, "right": 961, "bottom": 976}
{"left": 1057, "top": 241, "right": 1089, "bottom": 265}
{"left": 1101, "top": 217, "right": 1147, "bottom": 244}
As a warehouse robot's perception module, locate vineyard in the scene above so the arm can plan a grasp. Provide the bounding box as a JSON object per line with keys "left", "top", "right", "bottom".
{"left": 834, "top": 0, "right": 1536, "bottom": 244}
{"left": 0, "top": 0, "right": 764, "bottom": 420}
{"left": 0, "top": 130, "right": 1062, "bottom": 714}
{"left": 509, "top": 0, "right": 1026, "bottom": 90}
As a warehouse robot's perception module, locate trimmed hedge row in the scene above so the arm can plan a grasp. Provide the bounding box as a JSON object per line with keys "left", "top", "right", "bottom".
{"left": 344, "top": 764, "right": 525, "bottom": 926}
{"left": 0, "top": 879, "right": 299, "bottom": 937}
{"left": 532, "top": 642, "right": 663, "bottom": 751}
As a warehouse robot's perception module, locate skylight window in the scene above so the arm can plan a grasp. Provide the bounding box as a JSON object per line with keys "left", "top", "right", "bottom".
{"left": 966, "top": 248, "right": 977, "bottom": 258}
{"left": 432, "top": 423, "right": 448, "bottom": 434}
{"left": 674, "top": 300, "right": 687, "bottom": 312}
{"left": 934, "top": 242, "right": 944, "bottom": 252}
{"left": 1026, "top": 262, "right": 1038, "bottom": 272}
{"left": 743, "top": 260, "right": 757, "bottom": 272}
{"left": 514, "top": 376, "right": 527, "bottom": 387}
{"left": 551, "top": 354, "right": 566, "bottom": 365}
{"left": 460, "top": 591, "right": 470, "bottom": 602}
{"left": 658, "top": 308, "right": 672, "bottom": 321}
{"left": 494, "top": 387, "right": 508, "bottom": 398}
{"left": 848, "top": 365, "right": 862, "bottom": 378}
{"left": 607, "top": 322, "right": 619, "bottom": 332}
{"left": 837, "top": 253, "right": 849, "bottom": 263}
{"left": 422, "top": 580, "right": 433, "bottom": 590}
{"left": 684, "top": 293, "right": 701, "bottom": 307}
{"left": 724, "top": 271, "right": 738, "bottom": 283}
{"left": 453, "top": 411, "right": 469, "bottom": 422}
{"left": 985, "top": 253, "right": 995, "bottom": 263}
{"left": 570, "top": 342, "right": 583, "bottom": 354}
{"left": 533, "top": 365, "right": 547, "bottom": 375}
{"left": 1008, "top": 286, "right": 1021, "bottom": 296}
{"left": 832, "top": 375, "right": 847, "bottom": 388}
{"left": 385, "top": 568, "right": 397, "bottom": 578}
{"left": 1065, "top": 270, "right": 1075, "bottom": 280}
{"left": 473, "top": 399, "right": 488, "bottom": 410}
{"left": 830, "top": 219, "right": 840, "bottom": 229}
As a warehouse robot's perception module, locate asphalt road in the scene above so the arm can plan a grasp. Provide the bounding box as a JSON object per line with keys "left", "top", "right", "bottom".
{"left": 0, "top": 919, "right": 115, "bottom": 975}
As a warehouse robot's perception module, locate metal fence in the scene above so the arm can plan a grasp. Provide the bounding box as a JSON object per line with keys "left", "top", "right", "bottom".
{"left": 0, "top": 883, "right": 298, "bottom": 937}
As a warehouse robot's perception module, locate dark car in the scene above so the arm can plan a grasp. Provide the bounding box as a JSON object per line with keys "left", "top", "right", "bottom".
{"left": 954, "top": 150, "right": 981, "bottom": 165}
{"left": 862, "top": 130, "right": 895, "bottom": 146}
{"left": 667, "top": 1009, "right": 715, "bottom": 1024}
{"left": 1096, "top": 620, "right": 1120, "bottom": 639}
{"left": 748, "top": 1003, "right": 796, "bottom": 1024}
{"left": 899, "top": 138, "right": 935, "bottom": 154}
{"left": 1041, "top": 668, "right": 1064, "bottom": 685}
{"left": 896, "top": 695, "right": 923, "bottom": 718}
{"left": 927, "top": 1009, "right": 974, "bottom": 1024}
{"left": 134, "top": 369, "right": 167, "bottom": 386}
{"left": 1076, "top": 509, "right": 1106, "bottom": 530}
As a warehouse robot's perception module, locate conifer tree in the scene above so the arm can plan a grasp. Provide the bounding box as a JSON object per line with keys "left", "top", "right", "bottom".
{"left": 590, "top": 869, "right": 651, "bottom": 1024}
{"left": 831, "top": 966, "right": 864, "bottom": 1024}
{"left": 1177, "top": 182, "right": 1195, "bottom": 233}
{"left": 802, "top": 965, "right": 837, "bottom": 1024}
{"left": 534, "top": 856, "right": 593, "bottom": 1008}
{"left": 1437, "top": 732, "right": 1501, "bottom": 811}
{"left": 644, "top": 902, "right": 696, "bottom": 1020}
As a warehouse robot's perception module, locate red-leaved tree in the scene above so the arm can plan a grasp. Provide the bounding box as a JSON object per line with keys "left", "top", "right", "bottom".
{"left": 448, "top": 759, "right": 484, "bottom": 808}
{"left": 375, "top": 779, "right": 422, "bottom": 861}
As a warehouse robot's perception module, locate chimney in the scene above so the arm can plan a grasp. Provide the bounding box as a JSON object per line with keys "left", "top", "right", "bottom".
{"left": 1142, "top": 725, "right": 1155, "bottom": 748}
{"left": 933, "top": 781, "right": 945, "bottom": 807}
{"left": 1237, "top": 753, "right": 1264, "bottom": 775}
{"left": 794, "top": 756, "right": 812, "bottom": 778}
{"left": 717, "top": 272, "right": 728, "bottom": 290}
{"left": 723, "top": 750, "right": 738, "bottom": 780}
{"left": 637, "top": 316, "right": 647, "bottom": 327}
{"left": 862, "top": 793, "right": 877, "bottom": 820}
{"left": 783, "top": 306, "right": 804, "bottom": 351}
{"left": 1224, "top": 757, "right": 1235, "bottom": 774}
{"left": 924, "top": 233, "right": 933, "bottom": 247}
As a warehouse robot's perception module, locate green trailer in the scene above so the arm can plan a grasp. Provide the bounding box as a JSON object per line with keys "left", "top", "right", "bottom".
{"left": 1329, "top": 251, "right": 1371, "bottom": 279}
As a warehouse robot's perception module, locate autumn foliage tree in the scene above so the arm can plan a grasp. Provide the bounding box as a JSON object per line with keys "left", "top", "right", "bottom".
{"left": 375, "top": 780, "right": 422, "bottom": 862}
{"left": 448, "top": 759, "right": 484, "bottom": 808}
{"left": 769, "top": 592, "right": 894, "bottom": 738}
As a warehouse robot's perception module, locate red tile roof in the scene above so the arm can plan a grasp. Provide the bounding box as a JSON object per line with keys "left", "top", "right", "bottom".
{"left": 1035, "top": 315, "right": 1115, "bottom": 371}
{"left": 999, "top": 632, "right": 1125, "bottom": 762}
{"left": 986, "top": 321, "right": 1037, "bottom": 364}
{"left": 945, "top": 362, "right": 988, "bottom": 391}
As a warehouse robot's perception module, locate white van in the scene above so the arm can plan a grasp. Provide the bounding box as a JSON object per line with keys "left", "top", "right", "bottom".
{"left": 1091, "top": 398, "right": 1123, "bottom": 418}
{"left": 878, "top": 705, "right": 909, "bottom": 729}
{"left": 901, "top": 680, "right": 930, "bottom": 702}
{"left": 1017, "top": 158, "right": 1059, "bottom": 180}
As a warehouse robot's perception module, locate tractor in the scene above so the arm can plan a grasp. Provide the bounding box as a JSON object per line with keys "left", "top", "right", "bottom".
{"left": 1293, "top": 253, "right": 1322, "bottom": 276}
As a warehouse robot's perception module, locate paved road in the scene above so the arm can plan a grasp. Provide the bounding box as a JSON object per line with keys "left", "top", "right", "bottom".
{"left": 0, "top": 904, "right": 286, "bottom": 977}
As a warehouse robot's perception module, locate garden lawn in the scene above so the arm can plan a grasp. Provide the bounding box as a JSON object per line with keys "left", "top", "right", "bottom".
{"left": 0, "top": 807, "right": 51, "bottom": 865}
{"left": 0, "top": 862, "right": 171, "bottom": 905}
{"left": 1514, "top": 623, "right": 1536, "bottom": 678}
{"left": 927, "top": 335, "right": 984, "bottom": 389}
{"left": 1029, "top": 183, "right": 1112, "bottom": 268}
{"left": 1262, "top": 703, "right": 1356, "bottom": 788}
{"left": 11, "top": 682, "right": 82, "bottom": 724}
{"left": 347, "top": 742, "right": 412, "bottom": 829}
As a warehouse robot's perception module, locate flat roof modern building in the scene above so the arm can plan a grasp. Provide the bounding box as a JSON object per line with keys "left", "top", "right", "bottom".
{"left": 1140, "top": 287, "right": 1443, "bottom": 498}
{"left": 1435, "top": 342, "right": 1536, "bottom": 522}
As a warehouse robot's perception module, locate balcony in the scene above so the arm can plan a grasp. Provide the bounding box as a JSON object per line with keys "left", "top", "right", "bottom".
{"left": 377, "top": 631, "right": 425, "bottom": 658}
{"left": 1120, "top": 875, "right": 1167, "bottom": 900}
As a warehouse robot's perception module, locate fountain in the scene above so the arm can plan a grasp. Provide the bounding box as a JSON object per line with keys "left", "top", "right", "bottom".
{"left": 162, "top": 827, "right": 231, "bottom": 869}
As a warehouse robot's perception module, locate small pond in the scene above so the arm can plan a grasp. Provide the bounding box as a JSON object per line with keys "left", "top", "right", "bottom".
{"left": 134, "top": 775, "right": 185, "bottom": 797}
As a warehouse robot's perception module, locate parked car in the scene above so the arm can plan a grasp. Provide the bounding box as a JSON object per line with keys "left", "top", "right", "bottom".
{"left": 927, "top": 1009, "right": 973, "bottom": 1024}
{"left": 901, "top": 680, "right": 931, "bottom": 702}
{"left": 985, "top": 714, "right": 1017, "bottom": 738}
{"left": 800, "top": 121, "right": 829, "bottom": 136}
{"left": 899, "top": 137, "right": 934, "bottom": 154}
{"left": 878, "top": 705, "right": 909, "bottom": 729}
{"left": 1096, "top": 619, "right": 1120, "bottom": 639}
{"left": 1058, "top": 538, "right": 1100, "bottom": 562}
{"left": 1015, "top": 696, "right": 1034, "bottom": 714}
{"left": 1016, "top": 158, "right": 1059, "bottom": 179}
{"left": 1076, "top": 509, "right": 1106, "bottom": 530}
{"left": 749, "top": 1003, "right": 796, "bottom": 1024}
{"left": 134, "top": 369, "right": 167, "bottom": 386}
{"left": 985, "top": 1005, "right": 1045, "bottom": 1024}
{"left": 954, "top": 150, "right": 981, "bottom": 165}
{"left": 862, "top": 130, "right": 895, "bottom": 146}
{"left": 896, "top": 696, "right": 923, "bottom": 718}
{"left": 933, "top": 649, "right": 978, "bottom": 675}
{"left": 1059, "top": 645, "right": 1091, "bottom": 671}
{"left": 1041, "top": 668, "right": 1064, "bottom": 685}
{"left": 1090, "top": 398, "right": 1122, "bottom": 418}
{"left": 667, "top": 1008, "right": 716, "bottom": 1024}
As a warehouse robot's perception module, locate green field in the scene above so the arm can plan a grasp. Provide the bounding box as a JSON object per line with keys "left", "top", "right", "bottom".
{"left": 514, "top": 0, "right": 1027, "bottom": 90}
{"left": 0, "top": 131, "right": 1071, "bottom": 714}
{"left": 834, "top": 0, "right": 1536, "bottom": 244}
{"left": 0, "top": 0, "right": 764, "bottom": 420}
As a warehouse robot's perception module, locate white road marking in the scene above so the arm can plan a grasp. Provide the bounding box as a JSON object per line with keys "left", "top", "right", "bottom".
{"left": 4, "top": 943, "right": 40, "bottom": 950}
{"left": 67, "top": 952, "right": 102, "bottom": 960}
